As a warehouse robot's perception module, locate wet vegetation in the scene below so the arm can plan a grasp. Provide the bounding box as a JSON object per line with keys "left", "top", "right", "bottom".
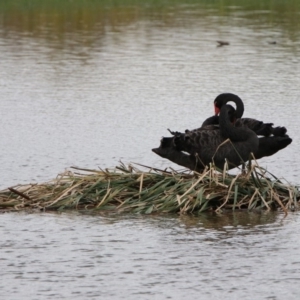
{"left": 0, "top": 163, "right": 299, "bottom": 214}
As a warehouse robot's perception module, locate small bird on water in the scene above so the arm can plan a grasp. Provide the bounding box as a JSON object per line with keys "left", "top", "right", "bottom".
{"left": 216, "top": 40, "right": 230, "bottom": 47}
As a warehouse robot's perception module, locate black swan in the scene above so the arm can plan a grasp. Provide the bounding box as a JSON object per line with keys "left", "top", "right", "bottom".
{"left": 201, "top": 93, "right": 287, "bottom": 136}
{"left": 200, "top": 93, "right": 292, "bottom": 160}
{"left": 152, "top": 104, "right": 259, "bottom": 171}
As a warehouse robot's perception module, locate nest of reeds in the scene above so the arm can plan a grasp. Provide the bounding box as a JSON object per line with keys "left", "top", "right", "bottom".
{"left": 0, "top": 162, "right": 299, "bottom": 214}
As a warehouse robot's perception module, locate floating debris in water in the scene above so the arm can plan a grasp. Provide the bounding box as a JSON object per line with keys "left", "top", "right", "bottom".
{"left": 217, "top": 40, "right": 230, "bottom": 47}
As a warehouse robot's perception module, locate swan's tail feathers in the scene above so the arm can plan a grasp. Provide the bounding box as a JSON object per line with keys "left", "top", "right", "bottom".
{"left": 255, "top": 124, "right": 287, "bottom": 137}
{"left": 271, "top": 126, "right": 287, "bottom": 137}
{"left": 152, "top": 136, "right": 174, "bottom": 159}
{"left": 270, "top": 135, "right": 292, "bottom": 151}
{"left": 159, "top": 136, "right": 174, "bottom": 148}
{"left": 236, "top": 118, "right": 287, "bottom": 137}
{"left": 254, "top": 135, "right": 292, "bottom": 160}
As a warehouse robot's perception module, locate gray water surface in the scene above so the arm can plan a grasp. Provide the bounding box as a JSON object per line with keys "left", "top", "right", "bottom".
{"left": 1, "top": 3, "right": 300, "bottom": 299}
{"left": 1, "top": 211, "right": 300, "bottom": 299}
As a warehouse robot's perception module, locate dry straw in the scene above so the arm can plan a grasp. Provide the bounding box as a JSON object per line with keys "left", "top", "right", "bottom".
{"left": 0, "top": 162, "right": 299, "bottom": 214}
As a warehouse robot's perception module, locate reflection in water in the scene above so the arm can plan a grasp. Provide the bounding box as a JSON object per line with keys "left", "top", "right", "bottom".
{"left": 0, "top": 0, "right": 300, "bottom": 49}
{"left": 179, "top": 211, "right": 279, "bottom": 230}
{"left": 1, "top": 211, "right": 300, "bottom": 299}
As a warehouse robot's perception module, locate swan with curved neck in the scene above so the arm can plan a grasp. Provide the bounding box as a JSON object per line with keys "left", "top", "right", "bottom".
{"left": 202, "top": 93, "right": 286, "bottom": 137}
{"left": 214, "top": 93, "right": 244, "bottom": 118}
{"left": 153, "top": 104, "right": 259, "bottom": 170}
{"left": 152, "top": 93, "right": 292, "bottom": 171}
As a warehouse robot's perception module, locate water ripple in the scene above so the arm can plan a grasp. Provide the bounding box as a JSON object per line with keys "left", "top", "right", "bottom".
{"left": 0, "top": 212, "right": 300, "bottom": 299}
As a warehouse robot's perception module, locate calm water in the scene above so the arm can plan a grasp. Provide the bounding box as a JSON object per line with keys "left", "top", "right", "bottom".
{"left": 0, "top": 1, "right": 300, "bottom": 299}
{"left": 1, "top": 211, "right": 300, "bottom": 299}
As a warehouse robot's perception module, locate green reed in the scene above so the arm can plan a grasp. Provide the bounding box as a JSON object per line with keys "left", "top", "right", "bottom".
{"left": 0, "top": 162, "right": 299, "bottom": 214}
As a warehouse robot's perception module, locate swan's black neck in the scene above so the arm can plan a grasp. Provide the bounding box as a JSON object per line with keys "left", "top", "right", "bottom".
{"left": 214, "top": 93, "right": 244, "bottom": 119}
{"left": 219, "top": 104, "right": 243, "bottom": 141}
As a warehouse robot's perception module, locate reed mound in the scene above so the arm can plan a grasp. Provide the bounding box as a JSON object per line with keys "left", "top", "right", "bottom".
{"left": 0, "top": 163, "right": 299, "bottom": 214}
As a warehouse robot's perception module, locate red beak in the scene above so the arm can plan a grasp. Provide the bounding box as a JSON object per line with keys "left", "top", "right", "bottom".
{"left": 214, "top": 104, "right": 220, "bottom": 115}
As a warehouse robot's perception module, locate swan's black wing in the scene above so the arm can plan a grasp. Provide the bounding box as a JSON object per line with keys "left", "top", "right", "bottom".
{"left": 152, "top": 127, "right": 230, "bottom": 171}
{"left": 202, "top": 116, "right": 287, "bottom": 137}
{"left": 201, "top": 115, "right": 219, "bottom": 127}
{"left": 163, "top": 123, "right": 258, "bottom": 169}
{"left": 172, "top": 127, "right": 224, "bottom": 156}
